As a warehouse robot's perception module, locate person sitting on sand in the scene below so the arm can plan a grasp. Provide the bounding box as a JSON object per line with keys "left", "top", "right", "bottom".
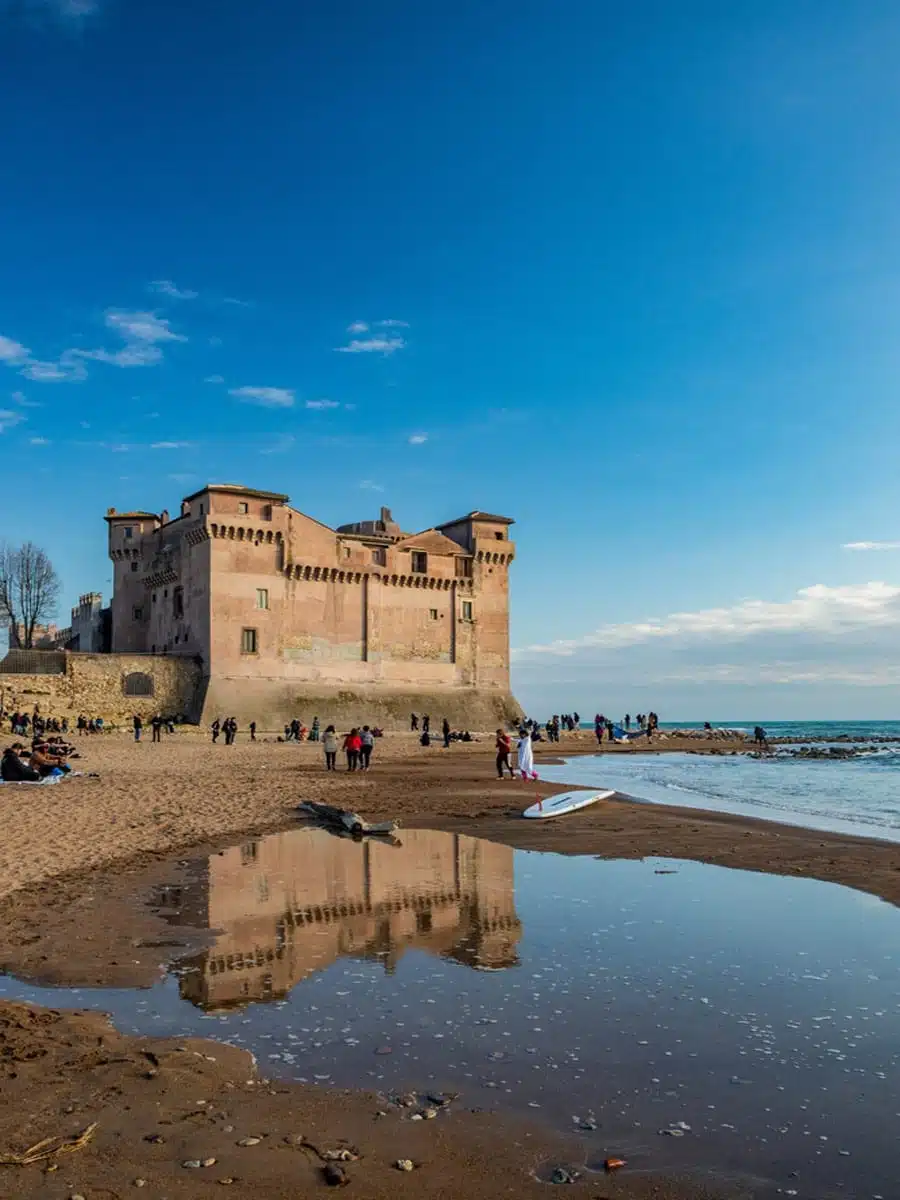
{"left": 1, "top": 746, "right": 40, "bottom": 782}
{"left": 29, "top": 740, "right": 70, "bottom": 778}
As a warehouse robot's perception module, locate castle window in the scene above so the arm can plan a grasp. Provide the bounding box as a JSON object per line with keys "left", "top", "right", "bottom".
{"left": 132, "top": 606, "right": 143, "bottom": 621}
{"left": 455, "top": 557, "right": 472, "bottom": 578}
{"left": 238, "top": 501, "right": 249, "bottom": 514}
{"left": 429, "top": 608, "right": 438, "bottom": 620}
{"left": 241, "top": 627, "right": 258, "bottom": 654}
{"left": 256, "top": 588, "right": 269, "bottom": 610}
{"left": 130, "top": 561, "right": 139, "bottom": 573}
{"left": 461, "top": 600, "right": 473, "bottom": 621}
{"left": 343, "top": 545, "right": 351, "bottom": 559}
{"left": 122, "top": 671, "right": 154, "bottom": 698}
{"left": 173, "top": 586, "right": 184, "bottom": 618}
{"left": 494, "top": 531, "right": 504, "bottom": 540}
{"left": 411, "top": 551, "right": 427, "bottom": 574}
{"left": 262, "top": 505, "right": 272, "bottom": 520}
{"left": 240, "top": 841, "right": 258, "bottom": 865}
{"left": 371, "top": 548, "right": 386, "bottom": 566}
{"left": 124, "top": 526, "right": 133, "bottom": 539}
{"left": 152, "top": 593, "right": 157, "bottom": 603}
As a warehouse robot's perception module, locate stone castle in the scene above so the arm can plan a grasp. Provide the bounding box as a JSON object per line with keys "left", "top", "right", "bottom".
{"left": 104, "top": 483, "right": 521, "bottom": 727}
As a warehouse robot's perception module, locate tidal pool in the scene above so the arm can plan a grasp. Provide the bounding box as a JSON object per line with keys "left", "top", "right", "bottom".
{"left": 2, "top": 825, "right": 898, "bottom": 1199}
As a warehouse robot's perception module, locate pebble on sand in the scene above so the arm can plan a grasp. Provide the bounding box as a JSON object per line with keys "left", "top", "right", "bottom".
{"left": 395, "top": 1159, "right": 416, "bottom": 1171}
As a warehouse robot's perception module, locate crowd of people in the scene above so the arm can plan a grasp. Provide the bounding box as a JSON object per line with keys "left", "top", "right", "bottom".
{"left": 1, "top": 732, "right": 78, "bottom": 782}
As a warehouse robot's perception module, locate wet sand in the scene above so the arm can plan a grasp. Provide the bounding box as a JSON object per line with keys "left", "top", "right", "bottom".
{"left": 0, "top": 729, "right": 897, "bottom": 1198}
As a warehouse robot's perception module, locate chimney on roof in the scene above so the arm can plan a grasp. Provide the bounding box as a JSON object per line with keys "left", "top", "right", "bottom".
{"left": 181, "top": 499, "right": 190, "bottom": 516}
{"left": 160, "top": 509, "right": 169, "bottom": 525}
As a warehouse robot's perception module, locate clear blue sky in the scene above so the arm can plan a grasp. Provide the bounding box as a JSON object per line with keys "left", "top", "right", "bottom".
{"left": 4, "top": 0, "right": 900, "bottom": 718}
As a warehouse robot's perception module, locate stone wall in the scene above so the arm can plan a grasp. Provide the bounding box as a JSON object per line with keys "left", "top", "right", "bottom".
{"left": 198, "top": 677, "right": 522, "bottom": 732}
{"left": 0, "top": 652, "right": 203, "bottom": 722}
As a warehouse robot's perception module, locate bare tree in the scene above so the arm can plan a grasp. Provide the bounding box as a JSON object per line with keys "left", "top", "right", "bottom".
{"left": 0, "top": 542, "right": 62, "bottom": 649}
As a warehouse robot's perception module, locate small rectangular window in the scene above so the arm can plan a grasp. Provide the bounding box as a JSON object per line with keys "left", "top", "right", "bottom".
{"left": 152, "top": 593, "right": 157, "bottom": 604}
{"left": 256, "top": 588, "right": 269, "bottom": 610}
{"left": 173, "top": 586, "right": 184, "bottom": 618}
{"left": 494, "top": 531, "right": 504, "bottom": 540}
{"left": 411, "top": 551, "right": 427, "bottom": 574}
{"left": 132, "top": 606, "right": 143, "bottom": 621}
{"left": 130, "top": 560, "right": 139, "bottom": 573}
{"left": 343, "top": 545, "right": 351, "bottom": 559}
{"left": 455, "top": 557, "right": 472, "bottom": 578}
{"left": 238, "top": 501, "right": 249, "bottom": 514}
{"left": 461, "top": 600, "right": 473, "bottom": 621}
{"left": 124, "top": 526, "right": 133, "bottom": 539}
{"left": 429, "top": 608, "right": 438, "bottom": 620}
{"left": 371, "top": 548, "right": 386, "bottom": 566}
{"left": 262, "top": 504, "right": 272, "bottom": 521}
{"left": 241, "top": 627, "right": 258, "bottom": 654}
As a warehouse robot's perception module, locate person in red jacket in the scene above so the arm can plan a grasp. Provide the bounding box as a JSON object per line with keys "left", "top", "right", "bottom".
{"left": 495, "top": 728, "right": 515, "bottom": 778}
{"left": 343, "top": 727, "right": 362, "bottom": 771}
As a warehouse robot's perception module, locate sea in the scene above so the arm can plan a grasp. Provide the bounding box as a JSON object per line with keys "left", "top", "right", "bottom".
{"left": 544, "top": 719, "right": 900, "bottom": 843}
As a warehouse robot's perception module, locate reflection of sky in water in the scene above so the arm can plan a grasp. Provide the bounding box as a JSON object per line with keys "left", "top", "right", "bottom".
{"left": 2, "top": 829, "right": 899, "bottom": 1198}
{"left": 541, "top": 749, "right": 900, "bottom": 841}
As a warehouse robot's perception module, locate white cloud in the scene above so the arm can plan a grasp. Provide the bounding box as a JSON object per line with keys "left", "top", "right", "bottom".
{"left": 336, "top": 336, "right": 406, "bottom": 356}
{"left": 842, "top": 541, "right": 900, "bottom": 551}
{"left": 204, "top": 374, "right": 225, "bottom": 384}
{"left": 514, "top": 580, "right": 900, "bottom": 689}
{"left": 223, "top": 296, "right": 252, "bottom": 308}
{"left": 305, "top": 398, "right": 340, "bottom": 410}
{"left": 0, "top": 336, "right": 29, "bottom": 364}
{"left": 104, "top": 310, "right": 185, "bottom": 345}
{"left": 260, "top": 434, "right": 296, "bottom": 455}
{"left": 408, "top": 432, "right": 428, "bottom": 445}
{"left": 29, "top": 436, "right": 50, "bottom": 446}
{"left": 0, "top": 409, "right": 25, "bottom": 433}
{"left": 359, "top": 480, "right": 384, "bottom": 492}
{"left": 347, "top": 321, "right": 369, "bottom": 334}
{"left": 150, "top": 279, "right": 198, "bottom": 300}
{"left": 376, "top": 318, "right": 409, "bottom": 328}
{"left": 19, "top": 355, "right": 86, "bottom": 382}
{"left": 10, "top": 390, "right": 40, "bottom": 408}
{"left": 150, "top": 441, "right": 191, "bottom": 450}
{"left": 229, "top": 385, "right": 295, "bottom": 408}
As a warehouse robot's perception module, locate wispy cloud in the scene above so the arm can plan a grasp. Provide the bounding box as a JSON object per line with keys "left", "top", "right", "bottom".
{"left": 150, "top": 441, "right": 192, "bottom": 450}
{"left": 223, "top": 296, "right": 252, "bottom": 308}
{"left": 513, "top": 580, "right": 900, "bottom": 689}
{"left": 359, "top": 479, "right": 384, "bottom": 492}
{"left": 260, "top": 434, "right": 296, "bottom": 455}
{"left": 0, "top": 336, "right": 29, "bottom": 364}
{"left": 408, "top": 432, "right": 428, "bottom": 445}
{"left": 150, "top": 279, "right": 198, "bottom": 300}
{"left": 336, "top": 321, "right": 408, "bottom": 352}
{"left": 10, "top": 390, "right": 40, "bottom": 408}
{"left": 842, "top": 541, "right": 900, "bottom": 551}
{"left": 74, "top": 309, "right": 186, "bottom": 369}
{"left": 229, "top": 385, "right": 295, "bottom": 408}
{"left": 305, "top": 398, "right": 340, "bottom": 410}
{"left": 204, "top": 374, "right": 225, "bottom": 384}
{"left": 0, "top": 409, "right": 25, "bottom": 433}
{"left": 20, "top": 355, "right": 86, "bottom": 381}
{"left": 29, "top": 436, "right": 50, "bottom": 446}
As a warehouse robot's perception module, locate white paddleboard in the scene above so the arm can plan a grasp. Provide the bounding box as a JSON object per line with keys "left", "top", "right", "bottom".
{"left": 522, "top": 789, "right": 615, "bottom": 819}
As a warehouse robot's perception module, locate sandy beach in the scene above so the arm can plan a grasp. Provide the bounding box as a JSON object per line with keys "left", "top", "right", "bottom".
{"left": 1, "top": 729, "right": 898, "bottom": 1199}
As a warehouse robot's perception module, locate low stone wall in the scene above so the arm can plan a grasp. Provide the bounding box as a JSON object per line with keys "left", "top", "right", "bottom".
{"left": 0, "top": 652, "right": 203, "bottom": 722}
{"left": 199, "top": 677, "right": 522, "bottom": 732}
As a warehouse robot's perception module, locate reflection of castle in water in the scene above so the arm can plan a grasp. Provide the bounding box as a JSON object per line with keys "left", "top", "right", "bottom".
{"left": 162, "top": 828, "right": 521, "bottom": 1010}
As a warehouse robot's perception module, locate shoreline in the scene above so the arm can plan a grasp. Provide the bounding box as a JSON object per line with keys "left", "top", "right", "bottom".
{"left": 1, "top": 732, "right": 898, "bottom": 1198}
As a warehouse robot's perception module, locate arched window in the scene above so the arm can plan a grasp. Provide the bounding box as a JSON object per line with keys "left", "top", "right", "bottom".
{"left": 122, "top": 671, "right": 154, "bottom": 697}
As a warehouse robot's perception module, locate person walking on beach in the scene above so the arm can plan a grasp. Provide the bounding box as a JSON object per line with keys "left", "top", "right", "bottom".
{"left": 517, "top": 728, "right": 538, "bottom": 781}
{"left": 133, "top": 713, "right": 143, "bottom": 743}
{"left": 594, "top": 714, "right": 604, "bottom": 746}
{"left": 310, "top": 717, "right": 320, "bottom": 742}
{"left": 344, "top": 727, "right": 362, "bottom": 771}
{"left": 422, "top": 714, "right": 430, "bottom": 735}
{"left": 151, "top": 714, "right": 163, "bottom": 743}
{"left": 442, "top": 717, "right": 451, "bottom": 748}
{"left": 753, "top": 725, "right": 769, "bottom": 752}
{"left": 495, "top": 728, "right": 515, "bottom": 778}
{"left": 410, "top": 713, "right": 418, "bottom": 732}
{"left": 360, "top": 725, "right": 374, "bottom": 770}
{"left": 323, "top": 724, "right": 338, "bottom": 770}
{"left": 211, "top": 718, "right": 220, "bottom": 743}
{"left": 249, "top": 720, "right": 257, "bottom": 741}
